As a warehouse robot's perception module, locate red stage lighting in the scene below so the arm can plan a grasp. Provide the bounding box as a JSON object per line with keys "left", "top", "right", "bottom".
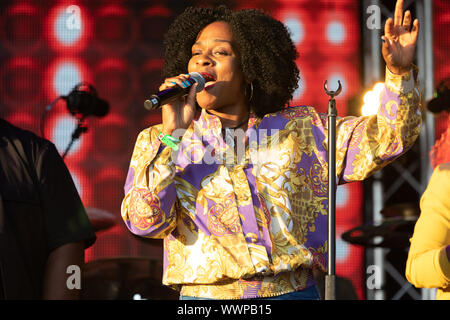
{"left": 316, "top": 9, "right": 360, "bottom": 58}
{"left": 141, "top": 59, "right": 164, "bottom": 84}
{"left": 5, "top": 112, "right": 39, "bottom": 136}
{"left": 93, "top": 4, "right": 137, "bottom": 55}
{"left": 94, "top": 58, "right": 137, "bottom": 110}
{"left": 93, "top": 166, "right": 128, "bottom": 216}
{"left": 315, "top": 60, "right": 361, "bottom": 114}
{"left": 85, "top": 225, "right": 126, "bottom": 261}
{"left": 140, "top": 113, "right": 163, "bottom": 131}
{"left": 336, "top": 225, "right": 364, "bottom": 299}
{"left": 139, "top": 59, "right": 165, "bottom": 111}
{"left": 291, "top": 60, "right": 321, "bottom": 108}
{"left": 0, "top": 2, "right": 43, "bottom": 53}
{"left": 319, "top": 0, "right": 357, "bottom": 6}
{"left": 336, "top": 182, "right": 363, "bottom": 223}
{"left": 140, "top": 5, "right": 172, "bottom": 43}
{"left": 434, "top": 10, "right": 450, "bottom": 61}
{"left": 274, "top": 7, "right": 315, "bottom": 57}
{"left": 0, "top": 57, "right": 43, "bottom": 107}
{"left": 92, "top": 112, "right": 133, "bottom": 162}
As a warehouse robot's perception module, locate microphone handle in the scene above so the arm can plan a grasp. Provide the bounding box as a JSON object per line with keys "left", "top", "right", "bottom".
{"left": 144, "top": 78, "right": 195, "bottom": 111}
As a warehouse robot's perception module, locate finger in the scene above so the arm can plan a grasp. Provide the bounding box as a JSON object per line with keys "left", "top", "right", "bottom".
{"left": 381, "top": 35, "right": 392, "bottom": 51}
{"left": 411, "top": 19, "right": 420, "bottom": 43}
{"left": 176, "top": 74, "right": 192, "bottom": 88}
{"left": 394, "top": 0, "right": 404, "bottom": 26}
{"left": 171, "top": 77, "right": 190, "bottom": 89}
{"left": 178, "top": 73, "right": 190, "bottom": 81}
{"left": 403, "top": 10, "right": 411, "bottom": 30}
{"left": 186, "top": 83, "right": 198, "bottom": 107}
{"left": 159, "top": 80, "right": 178, "bottom": 91}
{"left": 384, "top": 18, "right": 395, "bottom": 38}
{"left": 161, "top": 76, "right": 190, "bottom": 90}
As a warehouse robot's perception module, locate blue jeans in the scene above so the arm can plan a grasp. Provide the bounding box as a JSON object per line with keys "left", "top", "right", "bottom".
{"left": 180, "top": 285, "right": 321, "bottom": 300}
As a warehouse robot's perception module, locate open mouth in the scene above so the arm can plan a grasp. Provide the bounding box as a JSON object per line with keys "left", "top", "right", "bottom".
{"left": 200, "top": 72, "right": 216, "bottom": 90}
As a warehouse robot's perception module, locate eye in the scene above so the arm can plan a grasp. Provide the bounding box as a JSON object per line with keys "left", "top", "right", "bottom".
{"left": 214, "top": 50, "right": 228, "bottom": 56}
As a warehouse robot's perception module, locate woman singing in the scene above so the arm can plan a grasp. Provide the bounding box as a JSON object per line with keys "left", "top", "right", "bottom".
{"left": 122, "top": 0, "right": 420, "bottom": 299}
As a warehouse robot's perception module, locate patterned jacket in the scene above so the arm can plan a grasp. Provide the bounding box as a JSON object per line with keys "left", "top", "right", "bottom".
{"left": 121, "top": 67, "right": 421, "bottom": 299}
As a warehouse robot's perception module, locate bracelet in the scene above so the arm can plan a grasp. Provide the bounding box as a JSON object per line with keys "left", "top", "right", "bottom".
{"left": 158, "top": 132, "right": 181, "bottom": 151}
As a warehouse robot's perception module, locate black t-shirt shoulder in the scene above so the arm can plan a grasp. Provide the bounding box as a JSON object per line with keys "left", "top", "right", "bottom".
{"left": 0, "top": 118, "right": 96, "bottom": 250}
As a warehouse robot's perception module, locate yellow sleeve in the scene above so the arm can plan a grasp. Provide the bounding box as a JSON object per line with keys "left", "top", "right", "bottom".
{"left": 405, "top": 163, "right": 450, "bottom": 289}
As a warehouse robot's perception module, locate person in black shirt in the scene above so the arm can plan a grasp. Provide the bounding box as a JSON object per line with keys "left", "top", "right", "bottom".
{"left": 0, "top": 118, "right": 96, "bottom": 299}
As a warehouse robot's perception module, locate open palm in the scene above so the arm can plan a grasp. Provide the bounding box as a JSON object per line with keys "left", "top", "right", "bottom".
{"left": 382, "top": 0, "right": 420, "bottom": 75}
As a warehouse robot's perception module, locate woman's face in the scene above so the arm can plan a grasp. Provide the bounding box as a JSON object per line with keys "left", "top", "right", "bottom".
{"left": 188, "top": 21, "right": 247, "bottom": 113}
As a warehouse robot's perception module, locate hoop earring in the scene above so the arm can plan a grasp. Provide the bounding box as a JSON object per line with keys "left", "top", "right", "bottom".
{"left": 247, "top": 82, "right": 254, "bottom": 102}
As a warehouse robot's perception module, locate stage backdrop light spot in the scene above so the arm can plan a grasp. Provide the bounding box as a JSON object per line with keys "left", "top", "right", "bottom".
{"left": 275, "top": 7, "right": 314, "bottom": 56}
{"left": 45, "top": 57, "right": 91, "bottom": 100}
{"left": 46, "top": 3, "right": 90, "bottom": 53}
{"left": 284, "top": 16, "right": 305, "bottom": 45}
{"left": 326, "top": 21, "right": 346, "bottom": 45}
{"left": 54, "top": 7, "right": 83, "bottom": 45}
{"left": 54, "top": 62, "right": 82, "bottom": 96}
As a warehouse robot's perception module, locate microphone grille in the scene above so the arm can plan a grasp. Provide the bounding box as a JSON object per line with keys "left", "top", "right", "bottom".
{"left": 189, "top": 72, "right": 205, "bottom": 92}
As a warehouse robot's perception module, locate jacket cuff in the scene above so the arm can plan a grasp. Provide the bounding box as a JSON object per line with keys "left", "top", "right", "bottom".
{"left": 385, "top": 65, "right": 418, "bottom": 93}
{"left": 438, "top": 245, "right": 450, "bottom": 283}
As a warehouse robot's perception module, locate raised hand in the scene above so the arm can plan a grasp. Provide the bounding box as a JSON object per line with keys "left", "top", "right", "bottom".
{"left": 381, "top": 0, "right": 420, "bottom": 75}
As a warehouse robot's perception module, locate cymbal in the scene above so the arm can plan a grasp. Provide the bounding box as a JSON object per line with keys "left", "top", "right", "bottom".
{"left": 341, "top": 217, "right": 417, "bottom": 249}
{"left": 85, "top": 207, "right": 117, "bottom": 232}
{"left": 380, "top": 202, "right": 420, "bottom": 219}
{"left": 81, "top": 257, "right": 179, "bottom": 300}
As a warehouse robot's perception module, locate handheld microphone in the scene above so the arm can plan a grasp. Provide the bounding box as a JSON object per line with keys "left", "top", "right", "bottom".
{"left": 144, "top": 72, "right": 205, "bottom": 110}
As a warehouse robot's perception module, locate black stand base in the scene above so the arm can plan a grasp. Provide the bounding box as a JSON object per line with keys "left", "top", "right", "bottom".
{"left": 325, "top": 274, "right": 336, "bottom": 300}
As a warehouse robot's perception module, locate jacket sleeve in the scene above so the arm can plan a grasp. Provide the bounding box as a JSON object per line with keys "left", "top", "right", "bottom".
{"left": 333, "top": 66, "right": 422, "bottom": 183}
{"left": 121, "top": 125, "right": 178, "bottom": 239}
{"left": 405, "top": 163, "right": 450, "bottom": 289}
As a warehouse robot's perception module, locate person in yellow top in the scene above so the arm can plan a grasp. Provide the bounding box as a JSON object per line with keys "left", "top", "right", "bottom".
{"left": 405, "top": 108, "right": 450, "bottom": 299}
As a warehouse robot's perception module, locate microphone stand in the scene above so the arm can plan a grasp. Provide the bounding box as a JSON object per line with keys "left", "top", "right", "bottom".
{"left": 62, "top": 116, "right": 88, "bottom": 160}
{"left": 323, "top": 80, "right": 342, "bottom": 300}
{"left": 40, "top": 96, "right": 63, "bottom": 139}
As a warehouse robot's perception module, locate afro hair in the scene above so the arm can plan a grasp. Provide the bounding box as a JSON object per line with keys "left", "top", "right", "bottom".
{"left": 162, "top": 6, "right": 300, "bottom": 118}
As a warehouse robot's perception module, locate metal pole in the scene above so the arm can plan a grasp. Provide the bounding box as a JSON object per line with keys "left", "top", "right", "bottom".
{"left": 324, "top": 80, "right": 342, "bottom": 300}
{"left": 421, "top": 0, "right": 435, "bottom": 179}
{"left": 325, "top": 105, "right": 336, "bottom": 300}
{"left": 419, "top": 0, "right": 435, "bottom": 300}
